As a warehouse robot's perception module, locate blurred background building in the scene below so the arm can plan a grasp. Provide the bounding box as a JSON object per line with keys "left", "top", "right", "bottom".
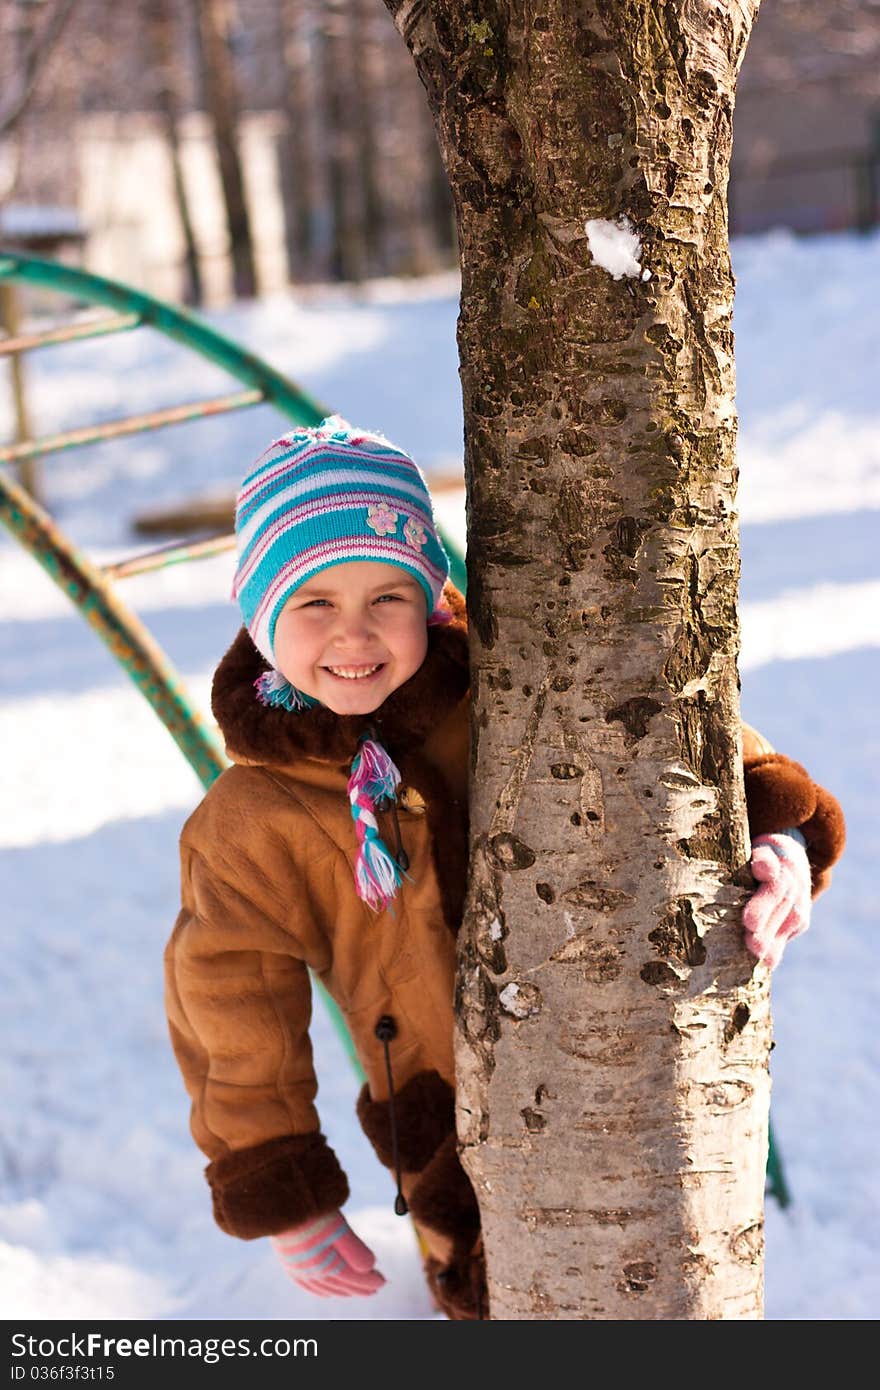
{"left": 731, "top": 0, "right": 880, "bottom": 236}
{"left": 0, "top": 0, "right": 879, "bottom": 306}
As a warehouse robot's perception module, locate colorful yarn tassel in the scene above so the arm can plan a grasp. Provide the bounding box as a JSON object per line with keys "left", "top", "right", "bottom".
{"left": 348, "top": 733, "right": 411, "bottom": 912}
{"left": 254, "top": 668, "right": 318, "bottom": 712}
{"left": 427, "top": 605, "right": 453, "bottom": 627}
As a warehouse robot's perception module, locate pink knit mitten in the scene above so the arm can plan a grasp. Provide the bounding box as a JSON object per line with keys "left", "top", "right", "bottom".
{"left": 271, "top": 1210, "right": 385, "bottom": 1298}
{"left": 742, "top": 830, "right": 813, "bottom": 969}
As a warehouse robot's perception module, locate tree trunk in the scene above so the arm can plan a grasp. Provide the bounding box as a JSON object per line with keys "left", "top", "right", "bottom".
{"left": 350, "top": 0, "right": 387, "bottom": 276}
{"left": 318, "top": 0, "right": 365, "bottom": 282}
{"left": 273, "top": 0, "right": 317, "bottom": 282}
{"left": 0, "top": 0, "right": 79, "bottom": 140}
{"left": 192, "top": 0, "right": 259, "bottom": 298}
{"left": 385, "top": 0, "right": 766, "bottom": 1320}
{"left": 145, "top": 0, "right": 204, "bottom": 306}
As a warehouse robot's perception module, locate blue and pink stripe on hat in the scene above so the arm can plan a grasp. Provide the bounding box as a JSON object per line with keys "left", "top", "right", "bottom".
{"left": 232, "top": 416, "right": 449, "bottom": 666}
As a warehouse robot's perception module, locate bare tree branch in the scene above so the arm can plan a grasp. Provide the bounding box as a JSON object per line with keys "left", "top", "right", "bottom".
{"left": 0, "top": 0, "right": 81, "bottom": 139}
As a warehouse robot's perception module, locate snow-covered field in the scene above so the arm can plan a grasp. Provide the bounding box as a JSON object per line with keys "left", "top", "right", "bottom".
{"left": 1, "top": 230, "right": 877, "bottom": 1320}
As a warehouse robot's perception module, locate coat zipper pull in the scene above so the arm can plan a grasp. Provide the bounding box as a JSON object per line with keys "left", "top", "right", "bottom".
{"left": 374, "top": 1015, "right": 408, "bottom": 1216}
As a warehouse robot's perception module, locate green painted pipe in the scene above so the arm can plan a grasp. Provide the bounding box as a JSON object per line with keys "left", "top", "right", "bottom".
{"left": 0, "top": 251, "right": 328, "bottom": 427}
{"left": 0, "top": 466, "right": 228, "bottom": 787}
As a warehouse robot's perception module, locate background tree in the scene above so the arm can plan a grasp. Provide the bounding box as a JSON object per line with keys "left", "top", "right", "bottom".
{"left": 318, "top": 0, "right": 366, "bottom": 283}
{"left": 144, "top": 0, "right": 204, "bottom": 306}
{"left": 350, "top": 0, "right": 388, "bottom": 277}
{"left": 422, "top": 108, "right": 456, "bottom": 264}
{"left": 191, "top": 0, "right": 259, "bottom": 298}
{"left": 0, "top": 0, "right": 79, "bottom": 142}
{"left": 271, "top": 0, "right": 318, "bottom": 282}
{"left": 383, "top": 0, "right": 767, "bottom": 1319}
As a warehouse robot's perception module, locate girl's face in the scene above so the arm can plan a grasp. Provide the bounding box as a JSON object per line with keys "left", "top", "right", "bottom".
{"left": 273, "top": 560, "right": 429, "bottom": 715}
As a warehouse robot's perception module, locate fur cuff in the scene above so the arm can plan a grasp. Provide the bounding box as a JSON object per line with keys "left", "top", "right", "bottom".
{"left": 408, "top": 1132, "right": 481, "bottom": 1247}
{"left": 206, "top": 1132, "right": 349, "bottom": 1240}
{"left": 423, "top": 1239, "right": 487, "bottom": 1321}
{"left": 411, "top": 1136, "right": 485, "bottom": 1319}
{"left": 744, "top": 753, "right": 846, "bottom": 898}
{"left": 356, "top": 1070, "right": 454, "bottom": 1173}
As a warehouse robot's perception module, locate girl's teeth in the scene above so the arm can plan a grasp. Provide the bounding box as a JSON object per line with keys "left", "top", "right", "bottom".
{"left": 326, "top": 664, "right": 382, "bottom": 679}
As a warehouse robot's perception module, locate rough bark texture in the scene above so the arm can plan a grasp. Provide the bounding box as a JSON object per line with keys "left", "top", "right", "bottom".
{"left": 385, "top": 0, "right": 765, "bottom": 1319}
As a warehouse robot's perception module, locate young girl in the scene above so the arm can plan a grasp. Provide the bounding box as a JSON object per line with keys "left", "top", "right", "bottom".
{"left": 164, "top": 416, "right": 845, "bottom": 1320}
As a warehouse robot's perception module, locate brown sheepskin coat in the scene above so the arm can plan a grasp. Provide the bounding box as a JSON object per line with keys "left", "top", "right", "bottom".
{"left": 164, "top": 580, "right": 845, "bottom": 1319}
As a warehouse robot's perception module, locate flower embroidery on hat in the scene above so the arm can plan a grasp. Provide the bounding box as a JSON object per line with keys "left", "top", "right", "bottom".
{"left": 366, "top": 502, "right": 399, "bottom": 536}
{"left": 403, "top": 517, "right": 427, "bottom": 549}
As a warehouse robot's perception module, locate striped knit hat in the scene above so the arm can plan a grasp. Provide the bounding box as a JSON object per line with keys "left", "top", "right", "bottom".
{"left": 232, "top": 415, "right": 449, "bottom": 681}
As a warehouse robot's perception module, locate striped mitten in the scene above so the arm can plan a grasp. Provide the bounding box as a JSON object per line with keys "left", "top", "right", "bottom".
{"left": 271, "top": 1210, "right": 385, "bottom": 1298}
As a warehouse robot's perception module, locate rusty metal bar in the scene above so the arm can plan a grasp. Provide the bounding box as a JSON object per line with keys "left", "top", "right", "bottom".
{"left": 0, "top": 311, "right": 142, "bottom": 357}
{"left": 104, "top": 532, "right": 237, "bottom": 580}
{"left": 0, "top": 388, "right": 264, "bottom": 463}
{"left": 0, "top": 281, "right": 40, "bottom": 502}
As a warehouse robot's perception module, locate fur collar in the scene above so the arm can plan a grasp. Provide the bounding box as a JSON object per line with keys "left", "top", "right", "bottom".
{"left": 212, "top": 581, "right": 469, "bottom": 767}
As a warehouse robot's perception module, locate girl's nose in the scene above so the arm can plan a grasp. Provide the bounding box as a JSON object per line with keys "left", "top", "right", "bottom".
{"left": 333, "top": 609, "right": 376, "bottom": 643}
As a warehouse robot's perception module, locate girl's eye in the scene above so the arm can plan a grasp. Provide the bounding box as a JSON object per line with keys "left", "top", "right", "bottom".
{"left": 300, "top": 595, "right": 402, "bottom": 609}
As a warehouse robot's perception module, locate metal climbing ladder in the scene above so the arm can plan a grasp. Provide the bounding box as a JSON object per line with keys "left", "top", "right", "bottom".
{"left": 0, "top": 251, "right": 789, "bottom": 1208}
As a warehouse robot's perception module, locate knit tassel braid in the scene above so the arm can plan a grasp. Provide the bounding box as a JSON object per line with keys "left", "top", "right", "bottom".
{"left": 254, "top": 669, "right": 319, "bottom": 712}
{"left": 348, "top": 733, "right": 412, "bottom": 912}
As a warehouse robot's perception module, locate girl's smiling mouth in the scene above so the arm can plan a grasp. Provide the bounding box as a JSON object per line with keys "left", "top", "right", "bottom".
{"left": 323, "top": 663, "right": 386, "bottom": 681}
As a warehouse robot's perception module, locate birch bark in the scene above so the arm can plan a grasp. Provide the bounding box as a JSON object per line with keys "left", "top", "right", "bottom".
{"left": 385, "top": 0, "right": 766, "bottom": 1319}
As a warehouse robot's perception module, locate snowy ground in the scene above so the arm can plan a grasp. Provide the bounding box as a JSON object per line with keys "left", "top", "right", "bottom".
{"left": 1, "top": 230, "right": 877, "bottom": 1320}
